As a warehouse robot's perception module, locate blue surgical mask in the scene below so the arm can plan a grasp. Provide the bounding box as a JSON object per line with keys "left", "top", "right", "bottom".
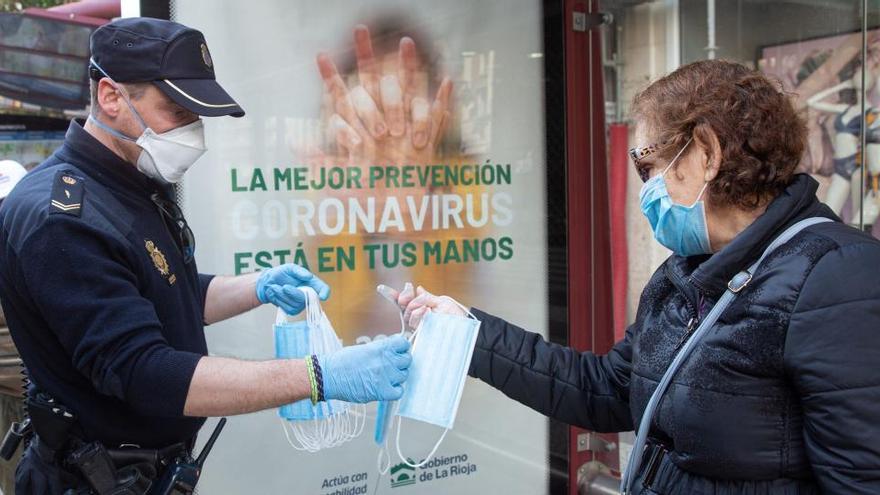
{"left": 274, "top": 309, "right": 333, "bottom": 420}
{"left": 275, "top": 292, "right": 365, "bottom": 453}
{"left": 394, "top": 308, "right": 481, "bottom": 468}
{"left": 639, "top": 138, "right": 713, "bottom": 256}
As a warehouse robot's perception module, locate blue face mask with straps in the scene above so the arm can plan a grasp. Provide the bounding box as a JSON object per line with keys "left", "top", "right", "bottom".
{"left": 393, "top": 307, "right": 481, "bottom": 468}
{"left": 639, "top": 138, "right": 713, "bottom": 257}
{"left": 371, "top": 287, "right": 480, "bottom": 473}
{"left": 274, "top": 309, "right": 334, "bottom": 420}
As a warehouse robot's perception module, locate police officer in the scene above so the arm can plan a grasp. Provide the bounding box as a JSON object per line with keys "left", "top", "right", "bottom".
{"left": 0, "top": 18, "right": 412, "bottom": 494}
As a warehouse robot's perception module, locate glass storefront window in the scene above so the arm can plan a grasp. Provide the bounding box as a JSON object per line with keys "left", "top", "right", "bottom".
{"left": 601, "top": 0, "right": 878, "bottom": 483}
{"left": 603, "top": 0, "right": 873, "bottom": 323}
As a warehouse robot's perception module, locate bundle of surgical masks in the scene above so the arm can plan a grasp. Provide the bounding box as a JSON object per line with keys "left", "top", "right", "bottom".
{"left": 373, "top": 284, "right": 481, "bottom": 473}
{"left": 275, "top": 287, "right": 365, "bottom": 452}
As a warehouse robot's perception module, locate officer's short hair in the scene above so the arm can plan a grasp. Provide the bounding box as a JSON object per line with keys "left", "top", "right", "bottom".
{"left": 89, "top": 80, "right": 150, "bottom": 116}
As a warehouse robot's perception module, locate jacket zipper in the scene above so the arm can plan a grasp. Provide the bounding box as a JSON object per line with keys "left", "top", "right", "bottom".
{"left": 673, "top": 316, "right": 698, "bottom": 352}
{"left": 664, "top": 263, "right": 702, "bottom": 313}
{"left": 663, "top": 263, "right": 705, "bottom": 352}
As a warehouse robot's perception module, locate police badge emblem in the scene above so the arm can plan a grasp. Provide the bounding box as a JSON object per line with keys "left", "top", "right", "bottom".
{"left": 145, "top": 240, "right": 177, "bottom": 285}
{"left": 200, "top": 43, "right": 213, "bottom": 68}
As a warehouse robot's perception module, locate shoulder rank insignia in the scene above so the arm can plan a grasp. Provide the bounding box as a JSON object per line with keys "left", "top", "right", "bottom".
{"left": 145, "top": 240, "right": 177, "bottom": 286}
{"left": 49, "top": 171, "right": 84, "bottom": 216}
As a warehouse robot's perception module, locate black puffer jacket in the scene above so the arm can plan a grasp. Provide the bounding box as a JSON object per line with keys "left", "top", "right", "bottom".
{"left": 469, "top": 175, "right": 880, "bottom": 494}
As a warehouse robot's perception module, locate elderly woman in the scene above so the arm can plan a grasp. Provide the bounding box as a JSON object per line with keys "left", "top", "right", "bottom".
{"left": 397, "top": 60, "right": 880, "bottom": 494}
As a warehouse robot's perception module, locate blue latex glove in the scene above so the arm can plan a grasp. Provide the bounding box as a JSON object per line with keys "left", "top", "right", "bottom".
{"left": 256, "top": 264, "right": 330, "bottom": 315}
{"left": 319, "top": 335, "right": 412, "bottom": 403}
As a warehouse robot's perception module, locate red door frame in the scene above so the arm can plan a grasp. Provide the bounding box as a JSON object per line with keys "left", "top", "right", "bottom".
{"left": 565, "top": 0, "right": 618, "bottom": 492}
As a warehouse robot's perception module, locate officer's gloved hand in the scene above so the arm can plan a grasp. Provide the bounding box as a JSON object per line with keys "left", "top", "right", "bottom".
{"left": 256, "top": 264, "right": 330, "bottom": 315}
{"left": 318, "top": 335, "right": 412, "bottom": 403}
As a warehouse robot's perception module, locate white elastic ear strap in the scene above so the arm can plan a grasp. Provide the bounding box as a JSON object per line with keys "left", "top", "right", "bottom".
{"left": 275, "top": 307, "right": 288, "bottom": 326}
{"left": 297, "top": 286, "right": 322, "bottom": 327}
{"left": 375, "top": 283, "right": 407, "bottom": 337}
{"left": 395, "top": 307, "right": 405, "bottom": 336}
{"left": 395, "top": 416, "right": 449, "bottom": 468}
{"left": 281, "top": 406, "right": 365, "bottom": 453}
{"left": 374, "top": 284, "right": 408, "bottom": 474}
{"left": 440, "top": 295, "right": 478, "bottom": 320}
{"left": 376, "top": 399, "right": 400, "bottom": 475}
{"left": 281, "top": 417, "right": 315, "bottom": 452}
{"left": 378, "top": 421, "right": 393, "bottom": 474}
{"left": 279, "top": 287, "right": 366, "bottom": 452}
{"left": 378, "top": 448, "right": 392, "bottom": 475}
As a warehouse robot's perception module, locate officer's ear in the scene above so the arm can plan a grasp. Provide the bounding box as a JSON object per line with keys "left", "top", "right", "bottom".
{"left": 96, "top": 78, "right": 124, "bottom": 118}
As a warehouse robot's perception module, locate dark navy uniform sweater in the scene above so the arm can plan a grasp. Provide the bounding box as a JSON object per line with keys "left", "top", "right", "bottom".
{"left": 0, "top": 119, "right": 212, "bottom": 448}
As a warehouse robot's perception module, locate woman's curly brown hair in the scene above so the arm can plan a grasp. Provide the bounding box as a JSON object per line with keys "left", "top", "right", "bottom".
{"left": 631, "top": 60, "right": 807, "bottom": 209}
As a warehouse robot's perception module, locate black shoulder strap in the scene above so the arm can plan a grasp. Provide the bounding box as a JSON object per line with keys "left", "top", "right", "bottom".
{"left": 49, "top": 170, "right": 85, "bottom": 217}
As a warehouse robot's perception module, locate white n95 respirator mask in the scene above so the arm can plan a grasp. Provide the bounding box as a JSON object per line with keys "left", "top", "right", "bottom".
{"left": 88, "top": 58, "right": 207, "bottom": 184}
{"left": 131, "top": 120, "right": 206, "bottom": 184}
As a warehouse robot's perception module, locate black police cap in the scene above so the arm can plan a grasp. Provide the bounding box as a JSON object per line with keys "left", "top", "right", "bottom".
{"left": 90, "top": 18, "right": 244, "bottom": 118}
